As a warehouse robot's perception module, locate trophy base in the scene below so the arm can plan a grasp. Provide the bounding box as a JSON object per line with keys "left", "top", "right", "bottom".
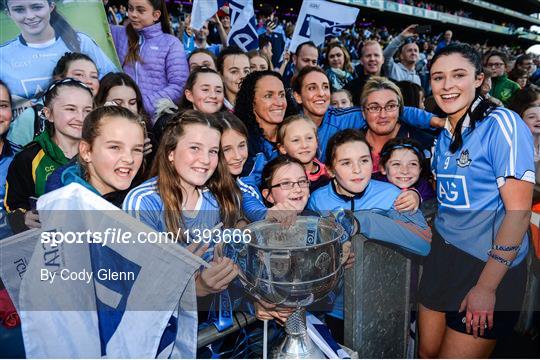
{"left": 271, "top": 308, "right": 326, "bottom": 359}
{"left": 271, "top": 333, "right": 326, "bottom": 359}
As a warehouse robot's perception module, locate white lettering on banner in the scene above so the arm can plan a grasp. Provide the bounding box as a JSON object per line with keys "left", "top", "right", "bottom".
{"left": 227, "top": 0, "right": 258, "bottom": 51}
{"left": 289, "top": 0, "right": 359, "bottom": 53}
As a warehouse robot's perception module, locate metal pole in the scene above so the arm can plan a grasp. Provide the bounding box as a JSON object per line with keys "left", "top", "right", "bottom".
{"left": 197, "top": 312, "right": 257, "bottom": 349}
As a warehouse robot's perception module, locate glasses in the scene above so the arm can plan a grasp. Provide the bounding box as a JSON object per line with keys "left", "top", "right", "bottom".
{"left": 270, "top": 179, "right": 310, "bottom": 190}
{"left": 487, "top": 62, "right": 505, "bottom": 68}
{"left": 364, "top": 103, "right": 399, "bottom": 113}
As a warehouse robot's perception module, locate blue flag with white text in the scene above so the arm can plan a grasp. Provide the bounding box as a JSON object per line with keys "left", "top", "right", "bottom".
{"left": 228, "top": 0, "right": 259, "bottom": 51}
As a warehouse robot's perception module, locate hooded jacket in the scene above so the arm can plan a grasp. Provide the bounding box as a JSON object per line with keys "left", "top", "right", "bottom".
{"left": 4, "top": 131, "right": 69, "bottom": 233}
{"left": 111, "top": 23, "right": 189, "bottom": 120}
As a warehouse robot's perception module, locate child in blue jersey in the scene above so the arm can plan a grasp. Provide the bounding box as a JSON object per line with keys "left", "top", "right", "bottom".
{"left": 377, "top": 138, "right": 435, "bottom": 205}
{"left": 8, "top": 52, "right": 101, "bottom": 151}
{"left": 45, "top": 106, "right": 146, "bottom": 207}
{"left": 0, "top": 81, "right": 15, "bottom": 240}
{"left": 123, "top": 109, "right": 240, "bottom": 297}
{"left": 0, "top": 0, "right": 117, "bottom": 113}
{"left": 418, "top": 44, "right": 535, "bottom": 358}
{"left": 307, "top": 128, "right": 431, "bottom": 343}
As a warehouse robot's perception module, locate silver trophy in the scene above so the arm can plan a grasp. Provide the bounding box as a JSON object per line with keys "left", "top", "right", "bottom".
{"left": 229, "top": 216, "right": 346, "bottom": 358}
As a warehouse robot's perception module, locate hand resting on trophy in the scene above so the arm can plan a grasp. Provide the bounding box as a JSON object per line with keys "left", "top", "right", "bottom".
{"left": 254, "top": 298, "right": 295, "bottom": 324}
{"left": 187, "top": 242, "right": 239, "bottom": 297}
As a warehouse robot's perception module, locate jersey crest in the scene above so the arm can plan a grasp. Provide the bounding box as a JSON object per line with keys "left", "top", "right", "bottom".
{"left": 456, "top": 149, "right": 472, "bottom": 168}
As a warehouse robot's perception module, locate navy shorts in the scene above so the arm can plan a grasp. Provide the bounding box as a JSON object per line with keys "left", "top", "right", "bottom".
{"left": 418, "top": 227, "right": 527, "bottom": 339}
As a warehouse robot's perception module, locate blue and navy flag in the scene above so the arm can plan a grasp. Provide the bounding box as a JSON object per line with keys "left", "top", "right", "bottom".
{"left": 228, "top": 0, "right": 259, "bottom": 51}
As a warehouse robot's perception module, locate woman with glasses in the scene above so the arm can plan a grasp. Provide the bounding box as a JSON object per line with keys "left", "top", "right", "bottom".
{"left": 484, "top": 51, "right": 521, "bottom": 106}
{"left": 360, "top": 76, "right": 435, "bottom": 174}
{"left": 291, "top": 67, "right": 441, "bottom": 163}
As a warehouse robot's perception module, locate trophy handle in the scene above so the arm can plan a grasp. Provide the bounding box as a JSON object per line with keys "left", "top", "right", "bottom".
{"left": 340, "top": 240, "right": 352, "bottom": 266}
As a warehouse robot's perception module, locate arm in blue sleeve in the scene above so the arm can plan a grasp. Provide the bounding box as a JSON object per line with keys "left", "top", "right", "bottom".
{"left": 238, "top": 179, "right": 267, "bottom": 222}
{"left": 401, "top": 106, "right": 434, "bottom": 129}
{"left": 353, "top": 209, "right": 431, "bottom": 256}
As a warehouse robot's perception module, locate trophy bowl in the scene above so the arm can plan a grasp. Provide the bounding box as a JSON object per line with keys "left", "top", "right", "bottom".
{"left": 227, "top": 216, "right": 346, "bottom": 358}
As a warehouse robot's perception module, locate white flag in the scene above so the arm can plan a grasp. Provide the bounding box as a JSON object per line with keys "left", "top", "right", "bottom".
{"left": 0, "top": 228, "right": 42, "bottom": 312}
{"left": 189, "top": 0, "right": 219, "bottom": 31}
{"left": 289, "top": 0, "right": 360, "bottom": 52}
{"left": 18, "top": 183, "right": 205, "bottom": 358}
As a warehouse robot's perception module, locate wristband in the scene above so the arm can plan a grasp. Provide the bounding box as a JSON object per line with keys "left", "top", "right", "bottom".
{"left": 487, "top": 251, "right": 513, "bottom": 267}
{"left": 491, "top": 244, "right": 520, "bottom": 252}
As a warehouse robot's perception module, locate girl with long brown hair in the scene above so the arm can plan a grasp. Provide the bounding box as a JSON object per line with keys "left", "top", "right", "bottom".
{"left": 123, "top": 109, "right": 240, "bottom": 297}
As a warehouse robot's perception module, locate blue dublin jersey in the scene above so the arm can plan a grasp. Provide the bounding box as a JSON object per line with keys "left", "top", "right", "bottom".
{"left": 433, "top": 107, "right": 535, "bottom": 266}
{"left": 122, "top": 177, "right": 221, "bottom": 262}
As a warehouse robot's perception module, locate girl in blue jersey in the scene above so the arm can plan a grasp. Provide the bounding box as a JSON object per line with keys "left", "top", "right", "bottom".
{"left": 45, "top": 105, "right": 146, "bottom": 207}
{"left": 0, "top": 0, "right": 117, "bottom": 111}
{"left": 307, "top": 128, "right": 431, "bottom": 343}
{"left": 122, "top": 109, "right": 240, "bottom": 297}
{"left": 0, "top": 81, "right": 15, "bottom": 240}
{"left": 417, "top": 44, "right": 534, "bottom": 358}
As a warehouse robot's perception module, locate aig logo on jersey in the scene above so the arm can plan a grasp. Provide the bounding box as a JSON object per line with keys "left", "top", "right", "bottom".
{"left": 437, "top": 174, "right": 471, "bottom": 208}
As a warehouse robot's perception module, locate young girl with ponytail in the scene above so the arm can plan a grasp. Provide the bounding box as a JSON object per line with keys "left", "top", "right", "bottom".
{"left": 110, "top": 0, "right": 189, "bottom": 120}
